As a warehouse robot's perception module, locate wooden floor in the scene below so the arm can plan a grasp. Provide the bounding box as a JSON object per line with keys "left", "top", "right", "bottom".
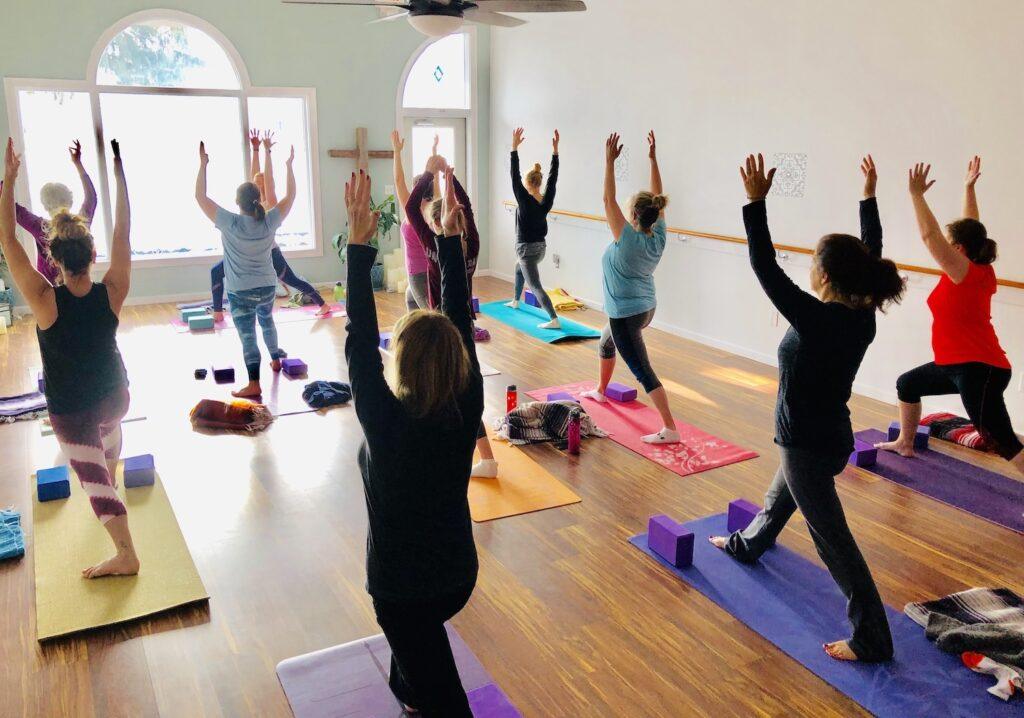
{"left": 1, "top": 275, "right": 1021, "bottom": 717}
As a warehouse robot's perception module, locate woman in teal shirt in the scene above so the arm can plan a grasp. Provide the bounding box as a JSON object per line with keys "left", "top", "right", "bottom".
{"left": 581, "top": 132, "right": 680, "bottom": 444}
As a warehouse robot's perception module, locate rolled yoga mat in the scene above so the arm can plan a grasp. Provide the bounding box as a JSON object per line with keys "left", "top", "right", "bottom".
{"left": 527, "top": 381, "right": 758, "bottom": 478}
{"left": 32, "top": 465, "right": 208, "bottom": 640}
{"left": 276, "top": 625, "right": 521, "bottom": 718}
{"left": 169, "top": 302, "right": 346, "bottom": 333}
{"left": 629, "top": 513, "right": 1019, "bottom": 717}
{"left": 478, "top": 301, "right": 601, "bottom": 343}
{"left": 854, "top": 428, "right": 1024, "bottom": 534}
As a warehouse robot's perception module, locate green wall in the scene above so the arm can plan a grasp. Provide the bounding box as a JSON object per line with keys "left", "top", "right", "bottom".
{"left": 0, "top": 0, "right": 490, "bottom": 303}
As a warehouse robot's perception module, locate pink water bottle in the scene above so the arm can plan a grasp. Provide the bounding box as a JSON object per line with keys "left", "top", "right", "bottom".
{"left": 567, "top": 407, "right": 581, "bottom": 455}
{"left": 506, "top": 385, "right": 518, "bottom": 414}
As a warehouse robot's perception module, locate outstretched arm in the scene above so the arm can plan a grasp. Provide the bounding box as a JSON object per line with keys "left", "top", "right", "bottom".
{"left": 438, "top": 167, "right": 481, "bottom": 374}
{"left": 273, "top": 146, "right": 296, "bottom": 220}
{"left": 859, "top": 155, "right": 882, "bottom": 258}
{"left": 963, "top": 155, "right": 981, "bottom": 221}
{"left": 510, "top": 127, "right": 529, "bottom": 204}
{"left": 262, "top": 132, "right": 278, "bottom": 207}
{"left": 391, "top": 131, "right": 411, "bottom": 210}
{"left": 69, "top": 140, "right": 97, "bottom": 224}
{"left": 195, "top": 142, "right": 222, "bottom": 222}
{"left": 103, "top": 140, "right": 131, "bottom": 314}
{"left": 909, "top": 163, "right": 970, "bottom": 283}
{"left": 542, "top": 129, "right": 560, "bottom": 212}
{"left": 648, "top": 131, "right": 663, "bottom": 199}
{"left": 604, "top": 133, "right": 627, "bottom": 240}
{"left": 248, "top": 129, "right": 261, "bottom": 181}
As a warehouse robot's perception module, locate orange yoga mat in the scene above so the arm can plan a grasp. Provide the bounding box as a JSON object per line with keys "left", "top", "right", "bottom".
{"left": 469, "top": 434, "right": 581, "bottom": 522}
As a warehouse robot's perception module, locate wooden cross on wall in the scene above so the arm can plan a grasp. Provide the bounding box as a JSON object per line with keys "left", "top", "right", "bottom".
{"left": 328, "top": 128, "right": 394, "bottom": 170}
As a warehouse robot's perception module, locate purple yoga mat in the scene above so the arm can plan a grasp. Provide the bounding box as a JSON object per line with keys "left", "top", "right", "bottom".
{"left": 276, "top": 625, "right": 521, "bottom": 717}
{"left": 855, "top": 428, "right": 1024, "bottom": 533}
{"left": 0, "top": 391, "right": 46, "bottom": 419}
{"left": 630, "top": 514, "right": 1020, "bottom": 717}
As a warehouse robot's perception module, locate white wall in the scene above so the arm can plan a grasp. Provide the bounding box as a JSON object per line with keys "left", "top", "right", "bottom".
{"left": 487, "top": 0, "right": 1024, "bottom": 425}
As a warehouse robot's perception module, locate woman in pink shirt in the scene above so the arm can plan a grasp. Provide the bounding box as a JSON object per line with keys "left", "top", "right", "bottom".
{"left": 391, "top": 131, "right": 430, "bottom": 310}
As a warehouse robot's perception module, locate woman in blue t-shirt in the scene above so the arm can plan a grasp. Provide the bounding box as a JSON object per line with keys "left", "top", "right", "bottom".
{"left": 581, "top": 132, "right": 680, "bottom": 444}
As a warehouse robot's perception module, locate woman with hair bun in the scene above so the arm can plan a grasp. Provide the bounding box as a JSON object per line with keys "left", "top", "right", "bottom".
{"left": 196, "top": 140, "right": 298, "bottom": 398}
{"left": 877, "top": 157, "right": 1023, "bottom": 476}
{"left": 505, "top": 127, "right": 562, "bottom": 329}
{"left": 0, "top": 137, "right": 138, "bottom": 579}
{"left": 710, "top": 154, "right": 905, "bottom": 663}
{"left": 581, "top": 131, "right": 680, "bottom": 445}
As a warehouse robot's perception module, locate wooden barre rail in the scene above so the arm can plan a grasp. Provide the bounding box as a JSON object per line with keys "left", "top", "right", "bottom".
{"left": 502, "top": 200, "right": 1024, "bottom": 291}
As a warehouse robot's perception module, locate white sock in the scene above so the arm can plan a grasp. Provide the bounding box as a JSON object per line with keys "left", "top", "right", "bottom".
{"left": 539, "top": 318, "right": 561, "bottom": 330}
{"left": 471, "top": 458, "right": 499, "bottom": 479}
{"left": 581, "top": 389, "right": 607, "bottom": 403}
{"left": 641, "top": 427, "right": 681, "bottom": 444}
{"left": 505, "top": 300, "right": 519, "bottom": 309}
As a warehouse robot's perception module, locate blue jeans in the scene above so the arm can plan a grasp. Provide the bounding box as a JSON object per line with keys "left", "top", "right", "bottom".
{"left": 227, "top": 286, "right": 285, "bottom": 381}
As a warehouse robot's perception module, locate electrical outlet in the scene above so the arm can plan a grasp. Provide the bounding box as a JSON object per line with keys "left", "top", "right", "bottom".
{"left": 552, "top": 253, "right": 560, "bottom": 268}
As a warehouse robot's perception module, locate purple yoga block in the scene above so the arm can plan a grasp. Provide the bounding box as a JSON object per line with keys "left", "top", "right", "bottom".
{"left": 605, "top": 382, "right": 637, "bottom": 403}
{"left": 124, "top": 454, "right": 155, "bottom": 488}
{"left": 379, "top": 332, "right": 392, "bottom": 350}
{"left": 467, "top": 683, "right": 522, "bottom": 717}
{"left": 281, "top": 358, "right": 307, "bottom": 377}
{"left": 647, "top": 515, "right": 695, "bottom": 568}
{"left": 523, "top": 289, "right": 540, "bottom": 308}
{"left": 547, "top": 391, "right": 575, "bottom": 402}
{"left": 727, "top": 499, "right": 761, "bottom": 533}
{"left": 887, "top": 421, "right": 930, "bottom": 449}
{"left": 212, "top": 366, "right": 235, "bottom": 384}
{"left": 472, "top": 296, "right": 480, "bottom": 313}
{"left": 848, "top": 439, "right": 878, "bottom": 468}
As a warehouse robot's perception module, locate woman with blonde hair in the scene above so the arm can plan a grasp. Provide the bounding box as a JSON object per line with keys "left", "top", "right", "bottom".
{"left": 345, "top": 166, "right": 481, "bottom": 717}
{"left": 582, "top": 131, "right": 680, "bottom": 444}
{"left": 1, "top": 137, "right": 138, "bottom": 579}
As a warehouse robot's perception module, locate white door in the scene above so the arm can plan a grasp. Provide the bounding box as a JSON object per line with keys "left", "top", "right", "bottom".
{"left": 403, "top": 117, "right": 467, "bottom": 195}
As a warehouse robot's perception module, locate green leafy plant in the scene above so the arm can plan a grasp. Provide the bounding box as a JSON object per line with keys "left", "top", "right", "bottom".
{"left": 333, "top": 194, "right": 398, "bottom": 263}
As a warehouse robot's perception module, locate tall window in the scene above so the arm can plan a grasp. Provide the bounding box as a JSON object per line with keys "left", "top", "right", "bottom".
{"left": 7, "top": 11, "right": 321, "bottom": 264}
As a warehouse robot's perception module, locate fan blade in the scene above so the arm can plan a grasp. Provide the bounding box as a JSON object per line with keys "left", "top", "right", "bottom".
{"left": 369, "top": 9, "right": 410, "bottom": 22}
{"left": 470, "top": 0, "right": 586, "bottom": 12}
{"left": 282, "top": 1, "right": 409, "bottom": 7}
{"left": 463, "top": 7, "right": 526, "bottom": 26}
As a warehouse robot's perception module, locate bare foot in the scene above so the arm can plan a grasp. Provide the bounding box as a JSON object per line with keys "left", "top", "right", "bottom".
{"left": 823, "top": 640, "right": 858, "bottom": 661}
{"left": 271, "top": 359, "right": 282, "bottom": 372}
{"left": 213, "top": 311, "right": 224, "bottom": 323}
{"left": 875, "top": 439, "right": 915, "bottom": 458}
{"left": 232, "top": 381, "right": 262, "bottom": 398}
{"left": 315, "top": 304, "right": 332, "bottom": 317}
{"left": 82, "top": 551, "right": 140, "bottom": 579}
{"left": 708, "top": 536, "right": 728, "bottom": 550}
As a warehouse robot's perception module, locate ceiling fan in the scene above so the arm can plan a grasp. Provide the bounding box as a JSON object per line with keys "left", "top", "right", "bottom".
{"left": 282, "top": 1, "right": 587, "bottom": 37}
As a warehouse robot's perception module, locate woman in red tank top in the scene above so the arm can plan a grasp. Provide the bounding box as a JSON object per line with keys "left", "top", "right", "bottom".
{"left": 877, "top": 158, "right": 1023, "bottom": 475}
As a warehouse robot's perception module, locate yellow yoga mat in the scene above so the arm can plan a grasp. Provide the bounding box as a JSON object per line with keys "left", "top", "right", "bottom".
{"left": 469, "top": 436, "right": 581, "bottom": 522}
{"left": 32, "top": 466, "right": 208, "bottom": 641}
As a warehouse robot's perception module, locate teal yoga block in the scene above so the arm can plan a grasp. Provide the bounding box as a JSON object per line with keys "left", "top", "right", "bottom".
{"left": 189, "top": 314, "right": 215, "bottom": 331}
{"left": 37, "top": 465, "right": 71, "bottom": 502}
{"left": 181, "top": 307, "right": 207, "bottom": 323}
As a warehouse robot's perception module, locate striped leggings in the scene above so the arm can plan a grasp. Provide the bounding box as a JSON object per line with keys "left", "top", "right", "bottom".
{"left": 47, "top": 387, "right": 130, "bottom": 524}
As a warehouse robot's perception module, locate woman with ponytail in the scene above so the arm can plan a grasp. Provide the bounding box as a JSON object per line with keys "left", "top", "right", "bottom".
{"left": 877, "top": 158, "right": 1023, "bottom": 476}
{"left": 505, "top": 127, "right": 562, "bottom": 329}
{"left": 710, "top": 154, "right": 904, "bottom": 663}
{"left": 1, "top": 137, "right": 139, "bottom": 579}
{"left": 196, "top": 141, "right": 299, "bottom": 398}
{"left": 581, "top": 131, "right": 680, "bottom": 445}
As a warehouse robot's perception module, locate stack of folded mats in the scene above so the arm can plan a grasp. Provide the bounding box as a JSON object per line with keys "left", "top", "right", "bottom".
{"left": 0, "top": 391, "right": 47, "bottom": 425}
{"left": 921, "top": 412, "right": 996, "bottom": 453}
{"left": 1, "top": 508, "right": 25, "bottom": 561}
{"left": 493, "top": 400, "right": 606, "bottom": 446}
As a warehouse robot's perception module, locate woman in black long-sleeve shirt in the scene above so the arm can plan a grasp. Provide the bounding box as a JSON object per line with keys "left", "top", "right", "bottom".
{"left": 344, "top": 168, "right": 482, "bottom": 717}
{"left": 505, "top": 127, "right": 562, "bottom": 327}
{"left": 710, "top": 155, "right": 906, "bottom": 663}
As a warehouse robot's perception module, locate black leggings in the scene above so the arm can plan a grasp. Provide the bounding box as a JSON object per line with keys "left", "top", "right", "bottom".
{"left": 211, "top": 246, "right": 325, "bottom": 312}
{"left": 372, "top": 584, "right": 475, "bottom": 717}
{"left": 599, "top": 309, "right": 661, "bottom": 393}
{"left": 896, "top": 361, "right": 1023, "bottom": 461}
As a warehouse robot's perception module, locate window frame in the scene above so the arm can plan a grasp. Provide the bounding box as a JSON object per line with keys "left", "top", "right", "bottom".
{"left": 3, "top": 9, "right": 324, "bottom": 269}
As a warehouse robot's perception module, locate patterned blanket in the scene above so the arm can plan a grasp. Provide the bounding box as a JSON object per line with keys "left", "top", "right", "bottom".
{"left": 493, "top": 400, "right": 606, "bottom": 446}
{"left": 189, "top": 399, "right": 275, "bottom": 433}
{"left": 0, "top": 391, "right": 47, "bottom": 424}
{"left": 921, "top": 412, "right": 996, "bottom": 453}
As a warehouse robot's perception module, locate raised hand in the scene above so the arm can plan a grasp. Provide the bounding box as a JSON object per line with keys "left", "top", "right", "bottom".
{"left": 647, "top": 131, "right": 657, "bottom": 160}
{"left": 344, "top": 170, "right": 379, "bottom": 246}
{"left": 860, "top": 154, "right": 877, "bottom": 198}
{"left": 390, "top": 130, "right": 404, "bottom": 152}
{"left": 425, "top": 154, "right": 446, "bottom": 175}
{"left": 4, "top": 138, "right": 21, "bottom": 180}
{"left": 262, "top": 131, "right": 276, "bottom": 151}
{"left": 908, "top": 163, "right": 935, "bottom": 197}
{"left": 512, "top": 127, "right": 525, "bottom": 151}
{"left": 432, "top": 133, "right": 440, "bottom": 157}
{"left": 552, "top": 129, "right": 560, "bottom": 154}
{"left": 199, "top": 141, "right": 210, "bottom": 166}
{"left": 441, "top": 166, "right": 464, "bottom": 237}
{"left": 249, "top": 129, "right": 260, "bottom": 150}
{"left": 606, "top": 133, "right": 623, "bottom": 163}
{"left": 286, "top": 145, "right": 295, "bottom": 166}
{"left": 69, "top": 139, "right": 83, "bottom": 165}
{"left": 739, "top": 153, "right": 776, "bottom": 201}
{"left": 964, "top": 155, "right": 982, "bottom": 188}
{"left": 110, "top": 139, "right": 121, "bottom": 162}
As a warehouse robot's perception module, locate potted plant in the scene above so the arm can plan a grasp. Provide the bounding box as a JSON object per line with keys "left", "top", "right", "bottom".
{"left": 333, "top": 193, "right": 398, "bottom": 290}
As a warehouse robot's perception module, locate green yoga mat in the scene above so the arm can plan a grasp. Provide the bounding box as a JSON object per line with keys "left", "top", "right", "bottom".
{"left": 479, "top": 301, "right": 601, "bottom": 343}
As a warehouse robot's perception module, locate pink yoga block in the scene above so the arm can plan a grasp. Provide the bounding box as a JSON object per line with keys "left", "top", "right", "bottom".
{"left": 727, "top": 499, "right": 761, "bottom": 533}
{"left": 848, "top": 439, "right": 878, "bottom": 468}
{"left": 605, "top": 383, "right": 637, "bottom": 403}
{"left": 887, "top": 421, "right": 930, "bottom": 449}
{"left": 523, "top": 290, "right": 540, "bottom": 308}
{"left": 547, "top": 392, "right": 575, "bottom": 402}
{"left": 281, "top": 358, "right": 307, "bottom": 377}
{"left": 648, "top": 515, "right": 695, "bottom": 568}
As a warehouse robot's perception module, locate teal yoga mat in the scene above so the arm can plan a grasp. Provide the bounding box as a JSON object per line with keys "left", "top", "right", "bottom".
{"left": 478, "top": 301, "right": 600, "bottom": 343}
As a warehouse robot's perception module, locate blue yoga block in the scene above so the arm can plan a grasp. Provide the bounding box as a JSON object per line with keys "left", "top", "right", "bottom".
{"left": 647, "top": 515, "right": 695, "bottom": 568}
{"left": 181, "top": 307, "right": 207, "bottom": 323}
{"left": 189, "top": 314, "right": 215, "bottom": 331}
{"left": 37, "top": 466, "right": 71, "bottom": 502}
{"left": 887, "top": 421, "right": 930, "bottom": 449}
{"left": 727, "top": 499, "right": 761, "bottom": 533}
{"left": 848, "top": 439, "right": 878, "bottom": 468}
{"left": 472, "top": 296, "right": 480, "bottom": 313}
{"left": 281, "top": 358, "right": 308, "bottom": 377}
{"left": 124, "top": 454, "right": 155, "bottom": 488}
{"left": 524, "top": 290, "right": 540, "bottom": 308}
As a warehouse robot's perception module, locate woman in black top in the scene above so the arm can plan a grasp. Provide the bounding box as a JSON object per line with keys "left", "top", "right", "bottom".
{"left": 344, "top": 167, "right": 482, "bottom": 717}
{"left": 1, "top": 137, "right": 138, "bottom": 579}
{"left": 505, "top": 127, "right": 562, "bottom": 328}
{"left": 710, "top": 154, "right": 906, "bottom": 663}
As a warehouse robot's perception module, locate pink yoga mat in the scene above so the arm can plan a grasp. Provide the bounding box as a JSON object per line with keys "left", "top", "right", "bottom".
{"left": 527, "top": 381, "right": 758, "bottom": 477}
{"left": 170, "top": 302, "right": 345, "bottom": 333}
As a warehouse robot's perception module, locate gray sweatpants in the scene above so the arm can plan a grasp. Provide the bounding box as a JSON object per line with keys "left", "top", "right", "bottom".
{"left": 512, "top": 242, "right": 558, "bottom": 320}
{"left": 405, "top": 272, "right": 429, "bottom": 311}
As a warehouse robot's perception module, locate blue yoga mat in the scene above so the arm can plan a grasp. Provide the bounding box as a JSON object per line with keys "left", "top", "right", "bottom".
{"left": 478, "top": 301, "right": 601, "bottom": 343}
{"left": 629, "top": 514, "right": 1017, "bottom": 717}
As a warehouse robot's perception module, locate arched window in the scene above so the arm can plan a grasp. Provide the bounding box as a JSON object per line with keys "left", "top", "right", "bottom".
{"left": 402, "top": 33, "right": 469, "bottom": 111}
{"left": 8, "top": 11, "right": 321, "bottom": 265}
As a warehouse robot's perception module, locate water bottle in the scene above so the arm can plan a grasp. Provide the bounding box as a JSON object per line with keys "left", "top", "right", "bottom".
{"left": 333, "top": 282, "right": 346, "bottom": 303}
{"left": 506, "top": 385, "right": 518, "bottom": 414}
{"left": 567, "top": 407, "right": 581, "bottom": 455}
